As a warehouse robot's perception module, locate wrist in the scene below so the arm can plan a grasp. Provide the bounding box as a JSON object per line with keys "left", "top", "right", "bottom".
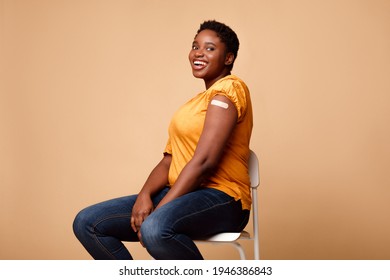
{"left": 138, "top": 191, "right": 151, "bottom": 198}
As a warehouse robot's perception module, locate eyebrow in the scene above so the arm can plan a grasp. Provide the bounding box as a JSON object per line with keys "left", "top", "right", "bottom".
{"left": 192, "top": 41, "right": 217, "bottom": 46}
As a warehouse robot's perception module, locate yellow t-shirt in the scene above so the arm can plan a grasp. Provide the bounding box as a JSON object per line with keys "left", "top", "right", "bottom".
{"left": 164, "top": 75, "right": 253, "bottom": 210}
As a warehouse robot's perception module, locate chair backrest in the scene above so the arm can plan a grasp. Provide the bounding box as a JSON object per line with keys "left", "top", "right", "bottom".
{"left": 248, "top": 150, "right": 260, "bottom": 259}
{"left": 248, "top": 150, "right": 260, "bottom": 189}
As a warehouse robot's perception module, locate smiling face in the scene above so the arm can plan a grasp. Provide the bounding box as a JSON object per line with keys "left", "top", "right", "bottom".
{"left": 189, "top": 29, "right": 234, "bottom": 89}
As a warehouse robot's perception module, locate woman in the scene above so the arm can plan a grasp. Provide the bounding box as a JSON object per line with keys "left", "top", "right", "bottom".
{"left": 73, "top": 20, "right": 253, "bottom": 260}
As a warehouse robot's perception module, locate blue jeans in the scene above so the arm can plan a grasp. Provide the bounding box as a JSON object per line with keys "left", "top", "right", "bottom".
{"left": 73, "top": 187, "right": 249, "bottom": 260}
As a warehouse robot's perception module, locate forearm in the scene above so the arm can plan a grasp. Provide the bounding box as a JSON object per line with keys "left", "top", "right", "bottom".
{"left": 131, "top": 154, "right": 171, "bottom": 238}
{"left": 155, "top": 157, "right": 212, "bottom": 209}
{"left": 138, "top": 154, "right": 171, "bottom": 197}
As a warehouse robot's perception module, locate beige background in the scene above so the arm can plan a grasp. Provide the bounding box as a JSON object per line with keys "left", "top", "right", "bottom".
{"left": 1, "top": 0, "right": 389, "bottom": 260}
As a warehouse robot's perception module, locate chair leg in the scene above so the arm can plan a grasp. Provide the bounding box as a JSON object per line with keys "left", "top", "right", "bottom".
{"left": 228, "top": 242, "right": 246, "bottom": 260}
{"left": 254, "top": 238, "right": 260, "bottom": 260}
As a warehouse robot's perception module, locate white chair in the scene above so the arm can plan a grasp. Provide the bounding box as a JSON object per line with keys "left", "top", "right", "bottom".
{"left": 195, "top": 150, "right": 260, "bottom": 260}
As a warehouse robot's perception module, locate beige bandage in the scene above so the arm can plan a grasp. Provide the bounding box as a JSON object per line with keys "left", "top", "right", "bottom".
{"left": 211, "top": 99, "right": 229, "bottom": 109}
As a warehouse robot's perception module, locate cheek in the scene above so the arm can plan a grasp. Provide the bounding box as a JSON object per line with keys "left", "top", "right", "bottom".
{"left": 211, "top": 55, "right": 226, "bottom": 69}
{"left": 188, "top": 50, "right": 195, "bottom": 60}
{"left": 211, "top": 52, "right": 225, "bottom": 63}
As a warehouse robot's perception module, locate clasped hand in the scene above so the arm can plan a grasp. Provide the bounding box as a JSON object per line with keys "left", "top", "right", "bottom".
{"left": 130, "top": 194, "right": 154, "bottom": 247}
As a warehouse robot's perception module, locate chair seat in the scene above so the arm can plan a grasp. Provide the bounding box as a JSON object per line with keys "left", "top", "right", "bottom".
{"left": 196, "top": 231, "right": 251, "bottom": 242}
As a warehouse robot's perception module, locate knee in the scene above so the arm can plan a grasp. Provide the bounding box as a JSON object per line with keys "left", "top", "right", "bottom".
{"left": 140, "top": 216, "right": 168, "bottom": 246}
{"left": 73, "top": 208, "right": 93, "bottom": 239}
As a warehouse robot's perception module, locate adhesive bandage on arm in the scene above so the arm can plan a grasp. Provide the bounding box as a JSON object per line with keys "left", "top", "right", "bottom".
{"left": 211, "top": 99, "right": 229, "bottom": 109}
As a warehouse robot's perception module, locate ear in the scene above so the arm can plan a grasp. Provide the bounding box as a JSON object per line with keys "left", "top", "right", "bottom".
{"left": 225, "top": 52, "right": 235, "bottom": 66}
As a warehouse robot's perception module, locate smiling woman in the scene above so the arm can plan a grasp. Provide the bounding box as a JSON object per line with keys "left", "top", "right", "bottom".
{"left": 73, "top": 20, "right": 253, "bottom": 260}
{"left": 190, "top": 21, "right": 238, "bottom": 89}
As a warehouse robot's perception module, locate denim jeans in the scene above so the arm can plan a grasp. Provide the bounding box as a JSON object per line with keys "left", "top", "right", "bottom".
{"left": 73, "top": 187, "right": 249, "bottom": 260}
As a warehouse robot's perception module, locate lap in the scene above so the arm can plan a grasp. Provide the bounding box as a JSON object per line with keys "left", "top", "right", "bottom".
{"left": 76, "top": 187, "right": 170, "bottom": 241}
{"left": 142, "top": 188, "right": 248, "bottom": 239}
{"left": 76, "top": 187, "right": 248, "bottom": 241}
{"left": 79, "top": 187, "right": 170, "bottom": 219}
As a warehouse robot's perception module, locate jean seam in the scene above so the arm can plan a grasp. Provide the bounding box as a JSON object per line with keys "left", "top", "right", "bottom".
{"left": 168, "top": 235, "right": 202, "bottom": 257}
{"left": 92, "top": 213, "right": 131, "bottom": 259}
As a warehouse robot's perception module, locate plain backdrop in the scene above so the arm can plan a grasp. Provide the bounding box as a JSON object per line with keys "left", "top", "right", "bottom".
{"left": 1, "top": 0, "right": 389, "bottom": 259}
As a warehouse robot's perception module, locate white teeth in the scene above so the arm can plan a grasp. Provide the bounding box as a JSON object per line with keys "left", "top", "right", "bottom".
{"left": 194, "top": 61, "right": 206, "bottom": 66}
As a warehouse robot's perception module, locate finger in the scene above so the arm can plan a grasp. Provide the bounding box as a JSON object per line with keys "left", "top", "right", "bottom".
{"left": 130, "top": 216, "right": 137, "bottom": 232}
{"left": 134, "top": 216, "right": 144, "bottom": 231}
{"left": 137, "top": 231, "right": 144, "bottom": 247}
{"left": 133, "top": 211, "right": 148, "bottom": 229}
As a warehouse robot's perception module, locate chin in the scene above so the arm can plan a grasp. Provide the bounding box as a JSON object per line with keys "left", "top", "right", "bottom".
{"left": 192, "top": 72, "right": 205, "bottom": 79}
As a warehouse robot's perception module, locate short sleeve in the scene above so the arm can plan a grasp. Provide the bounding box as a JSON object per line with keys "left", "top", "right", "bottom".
{"left": 164, "top": 137, "right": 172, "bottom": 155}
{"left": 208, "top": 78, "right": 248, "bottom": 121}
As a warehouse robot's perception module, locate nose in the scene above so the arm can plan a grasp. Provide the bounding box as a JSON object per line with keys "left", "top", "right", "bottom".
{"left": 194, "top": 48, "right": 204, "bottom": 57}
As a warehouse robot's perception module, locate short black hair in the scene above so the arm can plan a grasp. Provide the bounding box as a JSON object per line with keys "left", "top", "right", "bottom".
{"left": 196, "top": 20, "right": 240, "bottom": 69}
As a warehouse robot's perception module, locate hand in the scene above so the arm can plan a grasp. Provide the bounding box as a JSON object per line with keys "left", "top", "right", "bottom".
{"left": 130, "top": 193, "right": 154, "bottom": 246}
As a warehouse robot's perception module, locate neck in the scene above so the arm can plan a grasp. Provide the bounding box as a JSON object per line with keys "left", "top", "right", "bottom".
{"left": 204, "top": 71, "right": 231, "bottom": 89}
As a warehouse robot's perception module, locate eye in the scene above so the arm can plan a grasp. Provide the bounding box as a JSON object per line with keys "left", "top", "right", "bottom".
{"left": 192, "top": 45, "right": 199, "bottom": 50}
{"left": 206, "top": 47, "right": 215, "bottom": 51}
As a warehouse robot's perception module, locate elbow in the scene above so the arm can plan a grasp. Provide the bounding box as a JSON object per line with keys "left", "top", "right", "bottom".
{"left": 199, "top": 157, "right": 220, "bottom": 177}
{"left": 190, "top": 150, "right": 223, "bottom": 179}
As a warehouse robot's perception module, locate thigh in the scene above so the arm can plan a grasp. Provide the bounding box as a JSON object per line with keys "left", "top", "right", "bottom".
{"left": 78, "top": 187, "right": 170, "bottom": 241}
{"left": 145, "top": 188, "right": 249, "bottom": 239}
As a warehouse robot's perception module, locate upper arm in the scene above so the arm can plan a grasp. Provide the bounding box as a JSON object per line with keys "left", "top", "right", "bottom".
{"left": 192, "top": 94, "right": 237, "bottom": 169}
{"left": 154, "top": 95, "right": 237, "bottom": 206}
{"left": 161, "top": 152, "right": 172, "bottom": 169}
